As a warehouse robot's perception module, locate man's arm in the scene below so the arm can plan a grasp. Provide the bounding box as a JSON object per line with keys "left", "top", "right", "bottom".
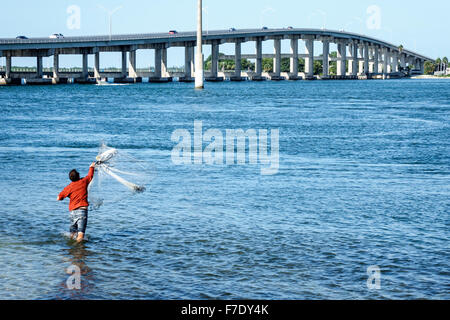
{"left": 57, "top": 187, "right": 68, "bottom": 201}
{"left": 84, "top": 162, "right": 96, "bottom": 184}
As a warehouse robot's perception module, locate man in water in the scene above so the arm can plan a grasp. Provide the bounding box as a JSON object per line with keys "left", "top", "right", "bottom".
{"left": 57, "top": 162, "right": 96, "bottom": 242}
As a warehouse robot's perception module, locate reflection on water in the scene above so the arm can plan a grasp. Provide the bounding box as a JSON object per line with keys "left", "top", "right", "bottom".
{"left": 56, "top": 242, "right": 95, "bottom": 300}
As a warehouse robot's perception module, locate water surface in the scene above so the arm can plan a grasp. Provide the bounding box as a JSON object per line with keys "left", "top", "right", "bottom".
{"left": 0, "top": 79, "right": 449, "bottom": 299}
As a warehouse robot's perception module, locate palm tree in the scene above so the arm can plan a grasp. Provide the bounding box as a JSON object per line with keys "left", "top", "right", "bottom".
{"left": 435, "top": 58, "right": 442, "bottom": 71}
{"left": 398, "top": 45, "right": 404, "bottom": 53}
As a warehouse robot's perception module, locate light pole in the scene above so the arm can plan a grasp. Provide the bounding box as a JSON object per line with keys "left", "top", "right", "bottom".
{"left": 195, "top": 0, "right": 204, "bottom": 89}
{"left": 260, "top": 7, "right": 275, "bottom": 27}
{"left": 98, "top": 5, "right": 123, "bottom": 42}
{"left": 316, "top": 10, "right": 327, "bottom": 29}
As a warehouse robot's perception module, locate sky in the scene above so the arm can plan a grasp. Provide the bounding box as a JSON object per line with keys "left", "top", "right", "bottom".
{"left": 2, "top": 0, "right": 449, "bottom": 68}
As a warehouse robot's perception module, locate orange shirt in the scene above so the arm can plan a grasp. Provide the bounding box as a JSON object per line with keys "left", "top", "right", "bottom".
{"left": 59, "top": 167, "right": 95, "bottom": 211}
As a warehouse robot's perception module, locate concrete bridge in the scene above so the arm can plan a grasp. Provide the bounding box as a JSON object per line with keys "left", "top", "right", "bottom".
{"left": 0, "top": 28, "right": 433, "bottom": 85}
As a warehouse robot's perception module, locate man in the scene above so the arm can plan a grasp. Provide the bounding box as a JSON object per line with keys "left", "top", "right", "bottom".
{"left": 58, "top": 162, "right": 96, "bottom": 242}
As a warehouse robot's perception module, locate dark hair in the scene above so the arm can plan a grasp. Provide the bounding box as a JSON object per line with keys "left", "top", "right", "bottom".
{"left": 69, "top": 169, "right": 80, "bottom": 182}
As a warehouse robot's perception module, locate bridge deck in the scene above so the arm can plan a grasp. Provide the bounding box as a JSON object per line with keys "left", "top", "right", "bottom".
{"left": 0, "top": 28, "right": 432, "bottom": 61}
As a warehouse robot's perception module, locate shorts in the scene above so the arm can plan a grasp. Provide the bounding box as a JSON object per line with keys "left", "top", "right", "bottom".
{"left": 70, "top": 208, "right": 88, "bottom": 234}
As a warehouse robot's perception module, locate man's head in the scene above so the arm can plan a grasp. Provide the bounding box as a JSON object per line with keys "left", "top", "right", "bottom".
{"left": 69, "top": 169, "right": 80, "bottom": 182}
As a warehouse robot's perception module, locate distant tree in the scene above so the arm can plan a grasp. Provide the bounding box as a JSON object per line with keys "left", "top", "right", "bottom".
{"left": 298, "top": 58, "right": 305, "bottom": 72}
{"left": 281, "top": 58, "right": 290, "bottom": 72}
{"left": 261, "top": 57, "right": 303, "bottom": 73}
{"left": 443, "top": 57, "right": 448, "bottom": 67}
{"left": 262, "top": 58, "right": 273, "bottom": 72}
{"left": 329, "top": 51, "right": 337, "bottom": 75}
{"left": 424, "top": 61, "right": 436, "bottom": 75}
{"left": 205, "top": 53, "right": 226, "bottom": 70}
{"left": 204, "top": 55, "right": 212, "bottom": 70}
{"left": 204, "top": 53, "right": 254, "bottom": 71}
{"left": 219, "top": 59, "right": 234, "bottom": 71}
{"left": 314, "top": 60, "right": 323, "bottom": 75}
{"left": 241, "top": 59, "right": 255, "bottom": 71}
{"left": 398, "top": 45, "right": 404, "bottom": 53}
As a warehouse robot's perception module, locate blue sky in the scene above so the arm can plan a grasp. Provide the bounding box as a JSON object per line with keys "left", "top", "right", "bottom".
{"left": 2, "top": 0, "right": 449, "bottom": 68}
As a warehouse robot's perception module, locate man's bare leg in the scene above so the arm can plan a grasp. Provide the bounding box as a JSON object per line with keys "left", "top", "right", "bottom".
{"left": 76, "top": 232, "right": 85, "bottom": 243}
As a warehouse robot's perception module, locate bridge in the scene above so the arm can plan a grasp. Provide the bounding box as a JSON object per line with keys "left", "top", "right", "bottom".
{"left": 0, "top": 28, "right": 433, "bottom": 85}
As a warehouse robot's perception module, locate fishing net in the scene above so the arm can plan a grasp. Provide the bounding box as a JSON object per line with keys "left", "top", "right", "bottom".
{"left": 88, "top": 143, "right": 155, "bottom": 210}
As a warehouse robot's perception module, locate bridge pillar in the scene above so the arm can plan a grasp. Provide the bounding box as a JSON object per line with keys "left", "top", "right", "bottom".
{"left": 322, "top": 40, "right": 330, "bottom": 79}
{"left": 379, "top": 48, "right": 385, "bottom": 74}
{"left": 6, "top": 54, "right": 11, "bottom": 79}
{"left": 231, "top": 41, "right": 243, "bottom": 81}
{"left": 304, "top": 36, "right": 314, "bottom": 79}
{"left": 383, "top": 48, "right": 390, "bottom": 76}
{"left": 185, "top": 46, "right": 192, "bottom": 77}
{"left": 162, "top": 48, "right": 168, "bottom": 77}
{"left": 419, "top": 59, "right": 424, "bottom": 73}
{"left": 400, "top": 54, "right": 406, "bottom": 70}
{"left": 190, "top": 46, "right": 195, "bottom": 75}
{"left": 363, "top": 43, "right": 369, "bottom": 75}
{"left": 346, "top": 43, "right": 353, "bottom": 75}
{"left": 36, "top": 56, "right": 43, "bottom": 78}
{"left": 94, "top": 52, "right": 100, "bottom": 79}
{"left": 289, "top": 37, "right": 300, "bottom": 80}
{"left": 129, "top": 50, "right": 139, "bottom": 79}
{"left": 121, "top": 51, "right": 128, "bottom": 78}
{"left": 346, "top": 43, "right": 352, "bottom": 75}
{"left": 150, "top": 46, "right": 171, "bottom": 82}
{"left": 154, "top": 48, "right": 162, "bottom": 78}
{"left": 235, "top": 41, "right": 241, "bottom": 78}
{"left": 253, "top": 38, "right": 264, "bottom": 80}
{"left": 273, "top": 38, "right": 282, "bottom": 79}
{"left": 358, "top": 45, "right": 364, "bottom": 75}
{"left": 387, "top": 51, "right": 392, "bottom": 73}
{"left": 206, "top": 41, "right": 223, "bottom": 82}
{"left": 368, "top": 47, "right": 374, "bottom": 73}
{"left": 82, "top": 52, "right": 88, "bottom": 80}
{"left": 373, "top": 47, "right": 379, "bottom": 74}
{"left": 211, "top": 42, "right": 219, "bottom": 78}
{"left": 337, "top": 41, "right": 347, "bottom": 77}
{"left": 183, "top": 45, "right": 193, "bottom": 80}
{"left": 392, "top": 51, "right": 399, "bottom": 73}
{"left": 53, "top": 53, "right": 59, "bottom": 80}
{"left": 349, "top": 42, "right": 358, "bottom": 76}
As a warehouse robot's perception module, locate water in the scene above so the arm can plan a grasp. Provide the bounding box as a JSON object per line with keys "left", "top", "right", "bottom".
{"left": 0, "top": 80, "right": 449, "bottom": 300}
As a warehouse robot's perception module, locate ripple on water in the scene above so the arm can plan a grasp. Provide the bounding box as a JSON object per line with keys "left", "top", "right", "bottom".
{"left": 0, "top": 80, "right": 449, "bottom": 299}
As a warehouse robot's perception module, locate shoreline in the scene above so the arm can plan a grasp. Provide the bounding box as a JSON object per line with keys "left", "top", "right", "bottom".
{"left": 411, "top": 75, "right": 450, "bottom": 79}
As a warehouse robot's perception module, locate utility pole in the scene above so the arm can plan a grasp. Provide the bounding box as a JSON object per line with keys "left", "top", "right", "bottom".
{"left": 195, "top": 0, "right": 204, "bottom": 89}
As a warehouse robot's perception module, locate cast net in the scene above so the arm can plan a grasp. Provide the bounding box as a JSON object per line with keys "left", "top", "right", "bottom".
{"left": 88, "top": 143, "right": 154, "bottom": 210}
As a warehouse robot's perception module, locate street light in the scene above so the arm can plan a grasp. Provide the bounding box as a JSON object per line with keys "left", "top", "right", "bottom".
{"left": 260, "top": 6, "right": 275, "bottom": 27}
{"left": 98, "top": 5, "right": 123, "bottom": 41}
{"left": 195, "top": 0, "right": 204, "bottom": 89}
{"left": 316, "top": 10, "right": 327, "bottom": 30}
